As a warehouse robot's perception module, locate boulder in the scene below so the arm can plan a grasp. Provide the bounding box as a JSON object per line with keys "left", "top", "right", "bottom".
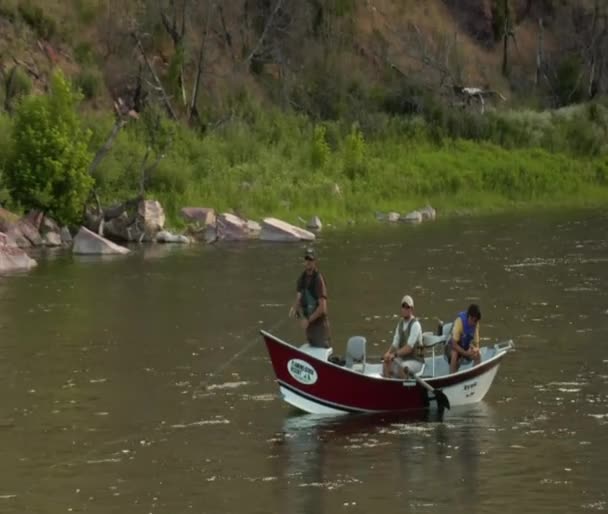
{"left": 40, "top": 214, "right": 61, "bottom": 234}
{"left": 2, "top": 217, "right": 43, "bottom": 247}
{"left": 42, "top": 231, "right": 62, "bottom": 246}
{"left": 180, "top": 207, "right": 216, "bottom": 227}
{"left": 306, "top": 216, "right": 323, "bottom": 231}
{"left": 25, "top": 210, "right": 44, "bottom": 230}
{"left": 260, "top": 217, "right": 315, "bottom": 242}
{"left": 0, "top": 232, "right": 37, "bottom": 272}
{"left": 72, "top": 226, "right": 130, "bottom": 255}
{"left": 99, "top": 198, "right": 166, "bottom": 242}
{"left": 216, "top": 213, "right": 260, "bottom": 240}
{"left": 60, "top": 227, "right": 73, "bottom": 245}
{"left": 156, "top": 230, "right": 190, "bottom": 244}
{"left": 138, "top": 199, "right": 165, "bottom": 240}
{"left": 419, "top": 205, "right": 437, "bottom": 221}
{"left": 0, "top": 207, "right": 19, "bottom": 229}
{"left": 401, "top": 211, "right": 423, "bottom": 223}
{"left": 387, "top": 212, "right": 400, "bottom": 223}
{"left": 38, "top": 214, "right": 63, "bottom": 245}
{"left": 103, "top": 212, "right": 132, "bottom": 241}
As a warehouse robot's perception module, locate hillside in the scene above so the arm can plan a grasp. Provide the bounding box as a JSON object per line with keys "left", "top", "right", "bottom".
{"left": 1, "top": 0, "right": 607, "bottom": 120}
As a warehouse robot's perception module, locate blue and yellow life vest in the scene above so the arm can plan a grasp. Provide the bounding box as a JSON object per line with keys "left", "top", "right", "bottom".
{"left": 456, "top": 311, "right": 476, "bottom": 350}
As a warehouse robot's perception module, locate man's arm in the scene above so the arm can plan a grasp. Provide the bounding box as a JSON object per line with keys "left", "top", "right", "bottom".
{"left": 384, "top": 323, "right": 400, "bottom": 360}
{"left": 450, "top": 317, "right": 469, "bottom": 357}
{"left": 289, "top": 274, "right": 304, "bottom": 317}
{"left": 289, "top": 292, "right": 302, "bottom": 317}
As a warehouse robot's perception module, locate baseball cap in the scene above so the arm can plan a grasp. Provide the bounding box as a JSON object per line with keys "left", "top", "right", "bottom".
{"left": 304, "top": 248, "right": 315, "bottom": 260}
{"left": 401, "top": 295, "right": 414, "bottom": 308}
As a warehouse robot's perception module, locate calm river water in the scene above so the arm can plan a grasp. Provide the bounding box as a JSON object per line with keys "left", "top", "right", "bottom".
{"left": 1, "top": 209, "right": 607, "bottom": 514}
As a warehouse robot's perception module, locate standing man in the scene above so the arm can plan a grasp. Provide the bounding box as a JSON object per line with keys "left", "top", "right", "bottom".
{"left": 288, "top": 248, "right": 330, "bottom": 348}
{"left": 382, "top": 294, "right": 424, "bottom": 378}
{"left": 445, "top": 304, "right": 481, "bottom": 373}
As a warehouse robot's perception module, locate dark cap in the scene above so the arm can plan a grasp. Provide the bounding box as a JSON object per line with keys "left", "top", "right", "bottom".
{"left": 304, "top": 248, "right": 315, "bottom": 260}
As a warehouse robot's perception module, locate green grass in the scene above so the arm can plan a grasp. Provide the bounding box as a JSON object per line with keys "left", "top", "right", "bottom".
{"left": 66, "top": 106, "right": 608, "bottom": 227}
{"left": 2, "top": 99, "right": 608, "bottom": 229}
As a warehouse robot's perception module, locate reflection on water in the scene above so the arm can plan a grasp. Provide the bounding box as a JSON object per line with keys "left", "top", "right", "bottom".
{"left": 271, "top": 405, "right": 496, "bottom": 513}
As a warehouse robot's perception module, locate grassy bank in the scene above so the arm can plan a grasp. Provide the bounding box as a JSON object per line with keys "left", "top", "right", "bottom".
{"left": 1, "top": 93, "right": 608, "bottom": 228}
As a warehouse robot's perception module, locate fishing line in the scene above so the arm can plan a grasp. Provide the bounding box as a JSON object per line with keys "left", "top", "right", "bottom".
{"left": 197, "top": 316, "right": 289, "bottom": 391}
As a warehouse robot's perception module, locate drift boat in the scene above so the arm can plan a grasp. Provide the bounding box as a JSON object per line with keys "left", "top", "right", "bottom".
{"left": 261, "top": 326, "right": 514, "bottom": 415}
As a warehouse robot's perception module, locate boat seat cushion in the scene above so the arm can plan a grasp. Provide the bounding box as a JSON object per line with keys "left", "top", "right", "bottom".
{"left": 345, "top": 336, "right": 366, "bottom": 371}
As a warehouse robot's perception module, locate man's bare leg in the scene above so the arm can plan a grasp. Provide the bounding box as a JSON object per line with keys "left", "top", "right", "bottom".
{"left": 449, "top": 350, "right": 460, "bottom": 374}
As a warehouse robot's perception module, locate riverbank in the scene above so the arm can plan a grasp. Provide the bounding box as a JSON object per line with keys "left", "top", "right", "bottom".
{"left": 2, "top": 101, "right": 608, "bottom": 229}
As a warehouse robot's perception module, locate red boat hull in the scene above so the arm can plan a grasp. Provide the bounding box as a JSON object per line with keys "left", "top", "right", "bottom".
{"left": 263, "top": 331, "right": 427, "bottom": 413}
{"left": 261, "top": 330, "right": 511, "bottom": 414}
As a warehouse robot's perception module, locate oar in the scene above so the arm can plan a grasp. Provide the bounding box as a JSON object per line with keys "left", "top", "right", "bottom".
{"left": 411, "top": 374, "right": 450, "bottom": 411}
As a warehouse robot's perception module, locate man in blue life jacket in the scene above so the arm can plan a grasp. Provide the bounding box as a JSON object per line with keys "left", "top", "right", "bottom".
{"left": 382, "top": 294, "right": 424, "bottom": 378}
{"left": 446, "top": 304, "right": 481, "bottom": 373}
{"left": 288, "top": 248, "right": 330, "bottom": 348}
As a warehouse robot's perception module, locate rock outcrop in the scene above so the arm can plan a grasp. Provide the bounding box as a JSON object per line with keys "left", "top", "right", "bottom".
{"left": 72, "top": 227, "right": 130, "bottom": 255}
{"left": 0, "top": 232, "right": 37, "bottom": 272}
{"left": 260, "top": 218, "right": 315, "bottom": 242}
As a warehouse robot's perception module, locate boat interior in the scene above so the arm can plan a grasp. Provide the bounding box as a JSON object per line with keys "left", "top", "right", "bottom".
{"left": 299, "top": 322, "right": 513, "bottom": 380}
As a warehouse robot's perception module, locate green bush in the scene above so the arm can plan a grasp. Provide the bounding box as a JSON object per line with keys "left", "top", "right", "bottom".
{"left": 342, "top": 124, "right": 367, "bottom": 180}
{"left": 4, "top": 66, "right": 33, "bottom": 108}
{"left": 0, "top": 113, "right": 13, "bottom": 203}
{"left": 74, "top": 42, "right": 95, "bottom": 66}
{"left": 311, "top": 125, "right": 331, "bottom": 168}
{"left": 6, "top": 71, "right": 93, "bottom": 224}
{"left": 74, "top": 68, "right": 102, "bottom": 100}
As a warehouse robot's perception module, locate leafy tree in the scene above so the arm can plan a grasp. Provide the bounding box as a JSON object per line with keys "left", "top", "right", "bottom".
{"left": 6, "top": 71, "right": 93, "bottom": 224}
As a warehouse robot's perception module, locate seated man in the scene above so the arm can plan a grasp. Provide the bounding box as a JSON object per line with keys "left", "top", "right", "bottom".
{"left": 445, "top": 304, "right": 481, "bottom": 373}
{"left": 382, "top": 295, "right": 424, "bottom": 378}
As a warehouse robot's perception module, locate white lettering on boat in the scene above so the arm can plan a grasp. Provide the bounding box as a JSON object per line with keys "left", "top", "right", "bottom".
{"left": 287, "top": 359, "right": 318, "bottom": 385}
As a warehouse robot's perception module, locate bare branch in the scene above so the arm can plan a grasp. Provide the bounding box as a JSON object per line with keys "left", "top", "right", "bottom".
{"left": 242, "top": 0, "right": 285, "bottom": 67}
{"left": 132, "top": 32, "right": 177, "bottom": 120}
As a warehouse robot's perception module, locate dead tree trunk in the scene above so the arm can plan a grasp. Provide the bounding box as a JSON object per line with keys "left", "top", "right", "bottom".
{"left": 132, "top": 32, "right": 177, "bottom": 120}
{"left": 160, "top": 0, "right": 188, "bottom": 109}
{"left": 535, "top": 17, "right": 544, "bottom": 86}
{"left": 189, "top": 5, "right": 214, "bottom": 123}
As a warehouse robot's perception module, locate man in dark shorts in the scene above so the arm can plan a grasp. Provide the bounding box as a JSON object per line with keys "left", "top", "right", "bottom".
{"left": 288, "top": 248, "right": 330, "bottom": 348}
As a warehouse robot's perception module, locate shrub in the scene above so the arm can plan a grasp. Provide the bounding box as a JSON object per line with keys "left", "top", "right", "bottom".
{"left": 6, "top": 71, "right": 93, "bottom": 224}
{"left": 4, "top": 66, "right": 33, "bottom": 109}
{"left": 342, "top": 124, "right": 367, "bottom": 180}
{"left": 74, "top": 42, "right": 95, "bottom": 66}
{"left": 555, "top": 56, "right": 584, "bottom": 106}
{"left": 311, "top": 125, "right": 331, "bottom": 168}
{"left": 74, "top": 68, "right": 102, "bottom": 100}
{"left": 18, "top": 2, "right": 56, "bottom": 39}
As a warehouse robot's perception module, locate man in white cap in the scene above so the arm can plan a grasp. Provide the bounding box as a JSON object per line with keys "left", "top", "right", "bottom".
{"left": 382, "top": 294, "right": 424, "bottom": 378}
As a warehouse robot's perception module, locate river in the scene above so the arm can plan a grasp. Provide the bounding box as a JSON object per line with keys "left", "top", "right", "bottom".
{"left": 1, "top": 209, "right": 607, "bottom": 513}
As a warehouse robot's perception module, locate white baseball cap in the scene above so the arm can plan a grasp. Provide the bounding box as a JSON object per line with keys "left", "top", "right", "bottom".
{"left": 401, "top": 295, "right": 414, "bottom": 308}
